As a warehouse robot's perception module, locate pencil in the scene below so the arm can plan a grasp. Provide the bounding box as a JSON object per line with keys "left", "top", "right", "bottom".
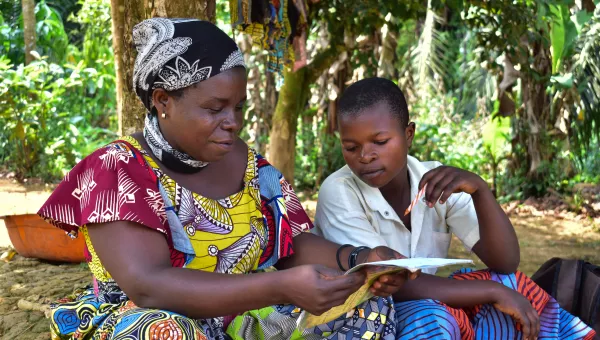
{"left": 404, "top": 185, "right": 427, "bottom": 216}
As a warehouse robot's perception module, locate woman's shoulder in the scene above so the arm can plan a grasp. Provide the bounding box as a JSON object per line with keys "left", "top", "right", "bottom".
{"left": 38, "top": 136, "right": 163, "bottom": 235}
{"left": 250, "top": 148, "right": 286, "bottom": 179}
{"left": 74, "top": 136, "right": 151, "bottom": 174}
{"left": 54, "top": 136, "right": 157, "bottom": 200}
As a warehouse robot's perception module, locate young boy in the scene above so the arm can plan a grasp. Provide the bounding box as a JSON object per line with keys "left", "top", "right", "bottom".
{"left": 314, "top": 77, "right": 519, "bottom": 275}
{"left": 313, "top": 78, "right": 596, "bottom": 340}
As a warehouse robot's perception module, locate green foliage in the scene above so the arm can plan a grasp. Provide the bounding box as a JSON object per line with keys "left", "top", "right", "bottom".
{"left": 291, "top": 0, "right": 599, "bottom": 199}
{"left": 571, "top": 7, "right": 600, "bottom": 155}
{"left": 0, "top": 0, "right": 116, "bottom": 181}
{"left": 411, "top": 0, "right": 451, "bottom": 93}
{"left": 68, "top": 0, "right": 112, "bottom": 67}
{"left": 549, "top": 3, "right": 578, "bottom": 73}
{"left": 313, "top": 0, "right": 425, "bottom": 41}
{"left": 0, "top": 57, "right": 116, "bottom": 180}
{"left": 456, "top": 0, "right": 600, "bottom": 197}
{"left": 35, "top": 0, "right": 70, "bottom": 61}
{"left": 482, "top": 115, "right": 511, "bottom": 162}
{"left": 409, "top": 94, "right": 492, "bottom": 182}
{"left": 294, "top": 111, "right": 346, "bottom": 191}
{"left": 0, "top": 0, "right": 596, "bottom": 205}
{"left": 0, "top": 0, "right": 69, "bottom": 64}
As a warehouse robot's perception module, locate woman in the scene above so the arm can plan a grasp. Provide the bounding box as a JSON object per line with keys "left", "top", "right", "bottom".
{"left": 39, "top": 19, "right": 411, "bottom": 340}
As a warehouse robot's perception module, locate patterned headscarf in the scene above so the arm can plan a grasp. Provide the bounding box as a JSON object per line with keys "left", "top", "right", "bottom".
{"left": 133, "top": 18, "right": 245, "bottom": 110}
{"left": 132, "top": 18, "right": 246, "bottom": 172}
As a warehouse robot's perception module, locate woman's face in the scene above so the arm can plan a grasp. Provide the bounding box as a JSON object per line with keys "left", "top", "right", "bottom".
{"left": 338, "top": 101, "right": 415, "bottom": 188}
{"left": 152, "top": 67, "right": 247, "bottom": 163}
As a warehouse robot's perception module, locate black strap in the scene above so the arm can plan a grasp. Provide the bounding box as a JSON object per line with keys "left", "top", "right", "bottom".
{"left": 572, "top": 260, "right": 585, "bottom": 314}
{"left": 349, "top": 246, "right": 370, "bottom": 269}
{"left": 336, "top": 244, "right": 353, "bottom": 271}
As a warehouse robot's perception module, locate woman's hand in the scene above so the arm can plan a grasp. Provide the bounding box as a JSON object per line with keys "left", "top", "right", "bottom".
{"left": 282, "top": 264, "right": 365, "bottom": 316}
{"left": 360, "top": 246, "right": 419, "bottom": 297}
{"left": 492, "top": 286, "right": 540, "bottom": 340}
{"left": 419, "top": 166, "right": 488, "bottom": 207}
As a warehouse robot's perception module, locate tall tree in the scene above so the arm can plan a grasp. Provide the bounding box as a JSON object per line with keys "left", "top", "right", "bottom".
{"left": 21, "top": 0, "right": 36, "bottom": 65}
{"left": 462, "top": 0, "right": 598, "bottom": 194}
{"left": 268, "top": 46, "right": 344, "bottom": 183}
{"left": 266, "top": 1, "right": 424, "bottom": 183}
{"left": 377, "top": 14, "right": 398, "bottom": 78}
{"left": 110, "top": 0, "right": 216, "bottom": 135}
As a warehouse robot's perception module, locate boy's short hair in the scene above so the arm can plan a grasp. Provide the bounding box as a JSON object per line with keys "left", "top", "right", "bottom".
{"left": 337, "top": 77, "right": 409, "bottom": 126}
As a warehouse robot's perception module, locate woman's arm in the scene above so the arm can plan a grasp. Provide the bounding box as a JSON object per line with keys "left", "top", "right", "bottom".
{"left": 275, "top": 232, "right": 366, "bottom": 271}
{"left": 88, "top": 221, "right": 365, "bottom": 318}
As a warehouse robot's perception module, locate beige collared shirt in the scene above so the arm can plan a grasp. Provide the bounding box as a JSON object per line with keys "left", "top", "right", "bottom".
{"left": 314, "top": 155, "right": 480, "bottom": 273}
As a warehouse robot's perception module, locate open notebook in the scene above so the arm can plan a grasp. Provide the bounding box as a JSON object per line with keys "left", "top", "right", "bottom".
{"left": 297, "top": 258, "right": 473, "bottom": 329}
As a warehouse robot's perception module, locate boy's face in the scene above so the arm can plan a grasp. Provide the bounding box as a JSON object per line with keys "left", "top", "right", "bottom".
{"left": 338, "top": 101, "right": 415, "bottom": 188}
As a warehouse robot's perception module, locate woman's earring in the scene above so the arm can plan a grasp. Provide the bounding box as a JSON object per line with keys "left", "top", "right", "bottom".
{"left": 161, "top": 110, "right": 166, "bottom": 119}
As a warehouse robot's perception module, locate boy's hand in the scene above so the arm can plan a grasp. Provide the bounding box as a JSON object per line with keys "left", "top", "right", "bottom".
{"left": 418, "top": 166, "right": 487, "bottom": 207}
{"left": 360, "top": 246, "right": 420, "bottom": 297}
{"left": 492, "top": 286, "right": 540, "bottom": 340}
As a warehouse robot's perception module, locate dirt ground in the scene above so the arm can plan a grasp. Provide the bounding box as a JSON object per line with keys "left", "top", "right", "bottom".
{"left": 0, "top": 180, "right": 599, "bottom": 339}
{"left": 0, "top": 253, "right": 89, "bottom": 340}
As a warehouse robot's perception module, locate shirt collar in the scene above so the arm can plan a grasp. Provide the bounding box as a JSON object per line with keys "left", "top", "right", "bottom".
{"left": 349, "top": 155, "right": 427, "bottom": 218}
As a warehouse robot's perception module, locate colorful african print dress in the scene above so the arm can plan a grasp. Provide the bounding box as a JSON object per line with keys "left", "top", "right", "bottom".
{"left": 39, "top": 137, "right": 596, "bottom": 340}
{"left": 38, "top": 137, "right": 397, "bottom": 340}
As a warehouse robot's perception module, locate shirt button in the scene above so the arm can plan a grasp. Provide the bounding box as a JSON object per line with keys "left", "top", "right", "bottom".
{"left": 384, "top": 211, "right": 390, "bottom": 216}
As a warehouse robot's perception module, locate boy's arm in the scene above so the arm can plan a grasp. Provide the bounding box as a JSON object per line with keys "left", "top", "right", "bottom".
{"left": 469, "top": 185, "right": 520, "bottom": 273}
{"left": 392, "top": 273, "right": 540, "bottom": 339}
{"left": 420, "top": 166, "right": 519, "bottom": 274}
{"left": 394, "top": 273, "right": 501, "bottom": 307}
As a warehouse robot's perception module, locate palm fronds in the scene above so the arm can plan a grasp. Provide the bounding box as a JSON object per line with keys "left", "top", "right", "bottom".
{"left": 572, "top": 7, "right": 600, "bottom": 153}
{"left": 410, "top": 0, "right": 451, "bottom": 94}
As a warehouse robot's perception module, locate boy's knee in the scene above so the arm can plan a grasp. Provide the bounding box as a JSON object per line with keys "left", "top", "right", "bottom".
{"left": 395, "top": 300, "right": 461, "bottom": 339}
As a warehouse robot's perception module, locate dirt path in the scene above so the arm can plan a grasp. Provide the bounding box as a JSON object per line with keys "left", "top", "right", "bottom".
{"left": 442, "top": 213, "right": 600, "bottom": 277}
{"left": 0, "top": 187, "right": 598, "bottom": 339}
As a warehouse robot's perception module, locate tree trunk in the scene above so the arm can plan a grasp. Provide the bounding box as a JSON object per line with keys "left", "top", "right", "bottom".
{"left": 267, "top": 44, "right": 345, "bottom": 183}
{"left": 111, "top": 0, "right": 216, "bottom": 136}
{"left": 21, "top": 0, "right": 36, "bottom": 65}
{"left": 581, "top": 0, "right": 596, "bottom": 12}
{"left": 267, "top": 68, "right": 310, "bottom": 183}
{"left": 377, "top": 17, "right": 397, "bottom": 78}
{"left": 516, "top": 36, "right": 551, "bottom": 182}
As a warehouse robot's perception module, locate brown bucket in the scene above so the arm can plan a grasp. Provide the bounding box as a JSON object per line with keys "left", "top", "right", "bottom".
{"left": 2, "top": 214, "right": 85, "bottom": 263}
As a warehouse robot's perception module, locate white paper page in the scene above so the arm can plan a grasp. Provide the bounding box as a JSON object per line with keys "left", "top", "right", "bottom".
{"left": 346, "top": 258, "right": 474, "bottom": 274}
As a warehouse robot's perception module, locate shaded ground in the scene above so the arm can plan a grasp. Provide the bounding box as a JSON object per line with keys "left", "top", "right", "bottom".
{"left": 441, "top": 214, "right": 600, "bottom": 277}
{"left": 0, "top": 182, "right": 598, "bottom": 339}
{"left": 0, "top": 254, "right": 89, "bottom": 340}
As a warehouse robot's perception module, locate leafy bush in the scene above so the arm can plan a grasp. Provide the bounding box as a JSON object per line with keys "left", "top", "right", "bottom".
{"left": 294, "top": 109, "right": 346, "bottom": 192}
{"left": 0, "top": 0, "right": 116, "bottom": 181}
{"left": 0, "top": 56, "right": 116, "bottom": 181}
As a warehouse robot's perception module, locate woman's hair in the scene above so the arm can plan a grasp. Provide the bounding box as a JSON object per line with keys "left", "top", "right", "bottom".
{"left": 337, "top": 77, "right": 409, "bottom": 126}
{"left": 165, "top": 83, "right": 197, "bottom": 100}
